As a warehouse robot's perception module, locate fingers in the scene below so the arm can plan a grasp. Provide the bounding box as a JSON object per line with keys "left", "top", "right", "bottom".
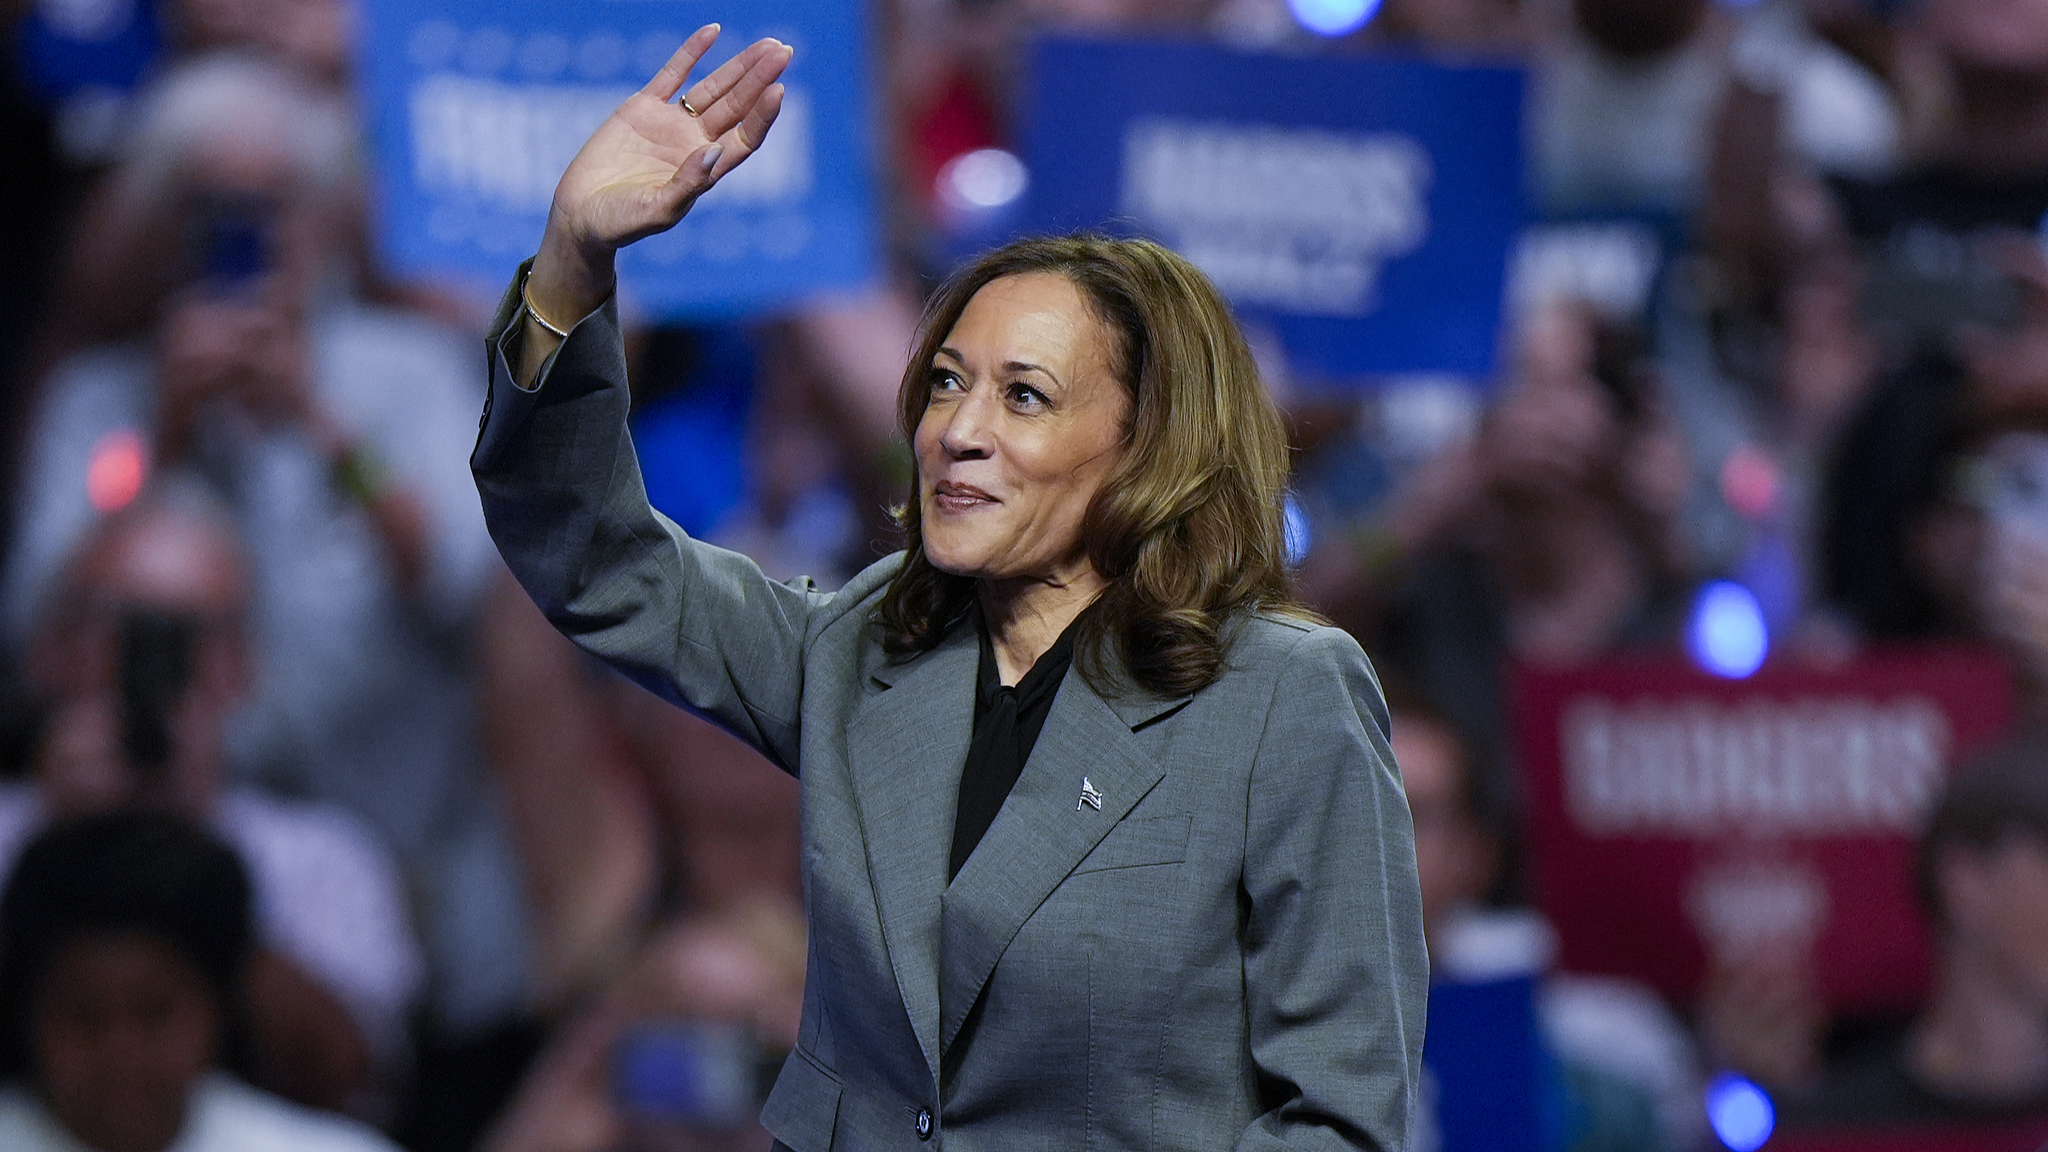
{"left": 680, "top": 37, "right": 793, "bottom": 136}
{"left": 655, "top": 141, "right": 726, "bottom": 213}
{"left": 644, "top": 37, "right": 792, "bottom": 216}
{"left": 658, "top": 75, "right": 782, "bottom": 205}
{"left": 642, "top": 24, "right": 720, "bottom": 101}
{"left": 719, "top": 83, "right": 785, "bottom": 177}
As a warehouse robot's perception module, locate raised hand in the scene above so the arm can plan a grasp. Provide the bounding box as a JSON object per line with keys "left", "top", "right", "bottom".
{"left": 525, "top": 25, "right": 792, "bottom": 338}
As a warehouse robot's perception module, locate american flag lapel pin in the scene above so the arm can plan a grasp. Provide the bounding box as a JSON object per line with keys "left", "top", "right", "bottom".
{"left": 1078, "top": 777, "right": 1103, "bottom": 811}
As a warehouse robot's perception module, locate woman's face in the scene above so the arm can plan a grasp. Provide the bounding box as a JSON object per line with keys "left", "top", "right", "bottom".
{"left": 915, "top": 273, "right": 1131, "bottom": 591}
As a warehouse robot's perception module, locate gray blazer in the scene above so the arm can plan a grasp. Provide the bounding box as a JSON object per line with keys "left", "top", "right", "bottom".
{"left": 473, "top": 274, "right": 1428, "bottom": 1152}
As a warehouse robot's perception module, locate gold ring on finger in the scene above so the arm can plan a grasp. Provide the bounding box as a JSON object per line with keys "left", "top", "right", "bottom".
{"left": 680, "top": 94, "right": 703, "bottom": 117}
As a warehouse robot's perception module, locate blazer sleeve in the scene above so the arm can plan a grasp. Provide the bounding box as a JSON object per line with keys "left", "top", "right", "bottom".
{"left": 470, "top": 263, "right": 820, "bottom": 773}
{"left": 1236, "top": 625, "right": 1428, "bottom": 1152}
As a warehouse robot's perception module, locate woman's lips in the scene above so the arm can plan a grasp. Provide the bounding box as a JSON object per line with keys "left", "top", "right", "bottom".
{"left": 933, "top": 481, "right": 996, "bottom": 512}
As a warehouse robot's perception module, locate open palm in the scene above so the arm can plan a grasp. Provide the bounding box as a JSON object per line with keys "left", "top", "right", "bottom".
{"left": 551, "top": 25, "right": 793, "bottom": 253}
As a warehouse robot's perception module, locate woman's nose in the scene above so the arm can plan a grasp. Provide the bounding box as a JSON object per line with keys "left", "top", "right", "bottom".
{"left": 938, "top": 388, "right": 995, "bottom": 458}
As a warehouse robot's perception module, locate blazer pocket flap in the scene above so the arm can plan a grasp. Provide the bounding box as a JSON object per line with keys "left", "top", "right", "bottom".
{"left": 761, "top": 1047, "right": 842, "bottom": 1152}
{"left": 1073, "top": 815, "right": 1191, "bottom": 873}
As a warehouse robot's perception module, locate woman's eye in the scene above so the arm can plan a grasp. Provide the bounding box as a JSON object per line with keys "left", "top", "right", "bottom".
{"left": 1006, "top": 383, "right": 1048, "bottom": 409}
{"left": 929, "top": 369, "right": 964, "bottom": 394}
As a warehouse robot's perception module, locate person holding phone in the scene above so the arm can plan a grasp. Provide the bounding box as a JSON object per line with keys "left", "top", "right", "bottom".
{"left": 4, "top": 491, "right": 423, "bottom": 1113}
{"left": 476, "top": 26, "right": 1425, "bottom": 1151}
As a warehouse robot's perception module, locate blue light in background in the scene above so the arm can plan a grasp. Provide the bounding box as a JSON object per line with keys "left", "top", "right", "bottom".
{"left": 1287, "top": 0, "right": 1382, "bottom": 37}
{"left": 1283, "top": 495, "right": 1312, "bottom": 567}
{"left": 1705, "top": 1074, "right": 1774, "bottom": 1152}
{"left": 1689, "top": 581, "right": 1768, "bottom": 679}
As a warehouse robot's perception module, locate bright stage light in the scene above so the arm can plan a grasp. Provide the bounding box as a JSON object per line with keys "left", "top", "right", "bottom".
{"left": 1287, "top": 0, "right": 1382, "bottom": 38}
{"left": 1689, "top": 581, "right": 1768, "bottom": 679}
{"left": 1705, "top": 1073, "right": 1774, "bottom": 1152}
{"left": 937, "top": 148, "right": 1028, "bottom": 213}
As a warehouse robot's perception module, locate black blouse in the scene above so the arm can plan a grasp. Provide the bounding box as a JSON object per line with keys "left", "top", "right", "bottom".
{"left": 947, "top": 618, "right": 1081, "bottom": 882}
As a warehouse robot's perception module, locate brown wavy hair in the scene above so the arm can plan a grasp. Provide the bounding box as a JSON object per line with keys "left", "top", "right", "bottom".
{"left": 875, "top": 234, "right": 1317, "bottom": 697}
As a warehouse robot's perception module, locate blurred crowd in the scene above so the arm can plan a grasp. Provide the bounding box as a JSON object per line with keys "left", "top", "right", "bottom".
{"left": 5, "top": 0, "right": 2048, "bottom": 1149}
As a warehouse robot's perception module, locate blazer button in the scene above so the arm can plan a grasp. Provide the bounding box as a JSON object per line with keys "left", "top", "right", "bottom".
{"left": 915, "top": 1108, "right": 933, "bottom": 1141}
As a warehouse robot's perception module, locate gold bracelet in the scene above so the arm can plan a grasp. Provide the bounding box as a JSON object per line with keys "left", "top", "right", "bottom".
{"left": 521, "top": 273, "right": 573, "bottom": 339}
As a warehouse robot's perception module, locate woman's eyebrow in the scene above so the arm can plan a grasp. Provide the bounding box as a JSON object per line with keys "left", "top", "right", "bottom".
{"left": 1003, "top": 360, "right": 1061, "bottom": 387}
{"left": 932, "top": 348, "right": 1061, "bottom": 385}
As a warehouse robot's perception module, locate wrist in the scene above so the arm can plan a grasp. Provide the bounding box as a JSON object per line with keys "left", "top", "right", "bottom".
{"left": 531, "top": 216, "right": 618, "bottom": 324}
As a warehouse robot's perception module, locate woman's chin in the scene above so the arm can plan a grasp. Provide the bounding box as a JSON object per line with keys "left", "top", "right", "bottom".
{"left": 921, "top": 545, "right": 985, "bottom": 580}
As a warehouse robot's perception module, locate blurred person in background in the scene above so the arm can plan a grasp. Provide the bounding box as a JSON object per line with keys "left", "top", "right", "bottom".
{"left": 26, "top": 0, "right": 435, "bottom": 372}
{"left": 1812, "top": 0, "right": 2048, "bottom": 624}
{"left": 1531, "top": 0, "right": 1908, "bottom": 636}
{"left": 1393, "top": 686, "right": 1701, "bottom": 1152}
{"left": 475, "top": 577, "right": 664, "bottom": 1019}
{"left": 0, "top": 0, "right": 80, "bottom": 556}
{"left": 1643, "top": 185, "right": 1882, "bottom": 652}
{"left": 483, "top": 901, "right": 807, "bottom": 1152}
{"left": 31, "top": 0, "right": 376, "bottom": 371}
{"left": 1532, "top": 0, "right": 1901, "bottom": 218}
{"left": 1703, "top": 282, "right": 2048, "bottom": 1098}
{"left": 1706, "top": 733, "right": 2048, "bottom": 1149}
{"left": 1820, "top": 338, "right": 1986, "bottom": 644}
{"left": 608, "top": 696, "right": 802, "bottom": 920}
{"left": 2, "top": 51, "right": 543, "bottom": 1150}
{"left": 883, "top": 0, "right": 1012, "bottom": 257}
{"left": 658, "top": 317, "right": 900, "bottom": 590}
{"left": 1827, "top": 0, "right": 2048, "bottom": 249}
{"left": 6, "top": 487, "right": 420, "bottom": 1117}
{"left": 1695, "top": 0, "right": 2048, "bottom": 638}
{"left": 165, "top": 0, "right": 351, "bottom": 86}
{"left": 1804, "top": 0, "right": 2048, "bottom": 654}
{"left": 1821, "top": 248, "right": 2048, "bottom": 721}
{"left": 1319, "top": 298, "right": 1693, "bottom": 772}
{"left": 32, "top": 49, "right": 354, "bottom": 363}
{"left": 477, "top": 572, "right": 805, "bottom": 1015}
{"left": 0, "top": 808, "right": 402, "bottom": 1152}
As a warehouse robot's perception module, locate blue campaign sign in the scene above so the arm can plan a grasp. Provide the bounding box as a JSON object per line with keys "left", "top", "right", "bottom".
{"left": 359, "top": 0, "right": 878, "bottom": 316}
{"left": 1024, "top": 39, "right": 1523, "bottom": 380}
{"left": 1425, "top": 975, "right": 1545, "bottom": 1151}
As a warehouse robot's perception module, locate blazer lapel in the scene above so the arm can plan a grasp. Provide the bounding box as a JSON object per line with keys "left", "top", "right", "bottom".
{"left": 937, "top": 676, "right": 1190, "bottom": 1054}
{"left": 846, "top": 624, "right": 979, "bottom": 1080}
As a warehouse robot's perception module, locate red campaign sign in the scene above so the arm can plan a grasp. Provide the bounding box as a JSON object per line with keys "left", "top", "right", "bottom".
{"left": 1512, "top": 648, "right": 2014, "bottom": 1015}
